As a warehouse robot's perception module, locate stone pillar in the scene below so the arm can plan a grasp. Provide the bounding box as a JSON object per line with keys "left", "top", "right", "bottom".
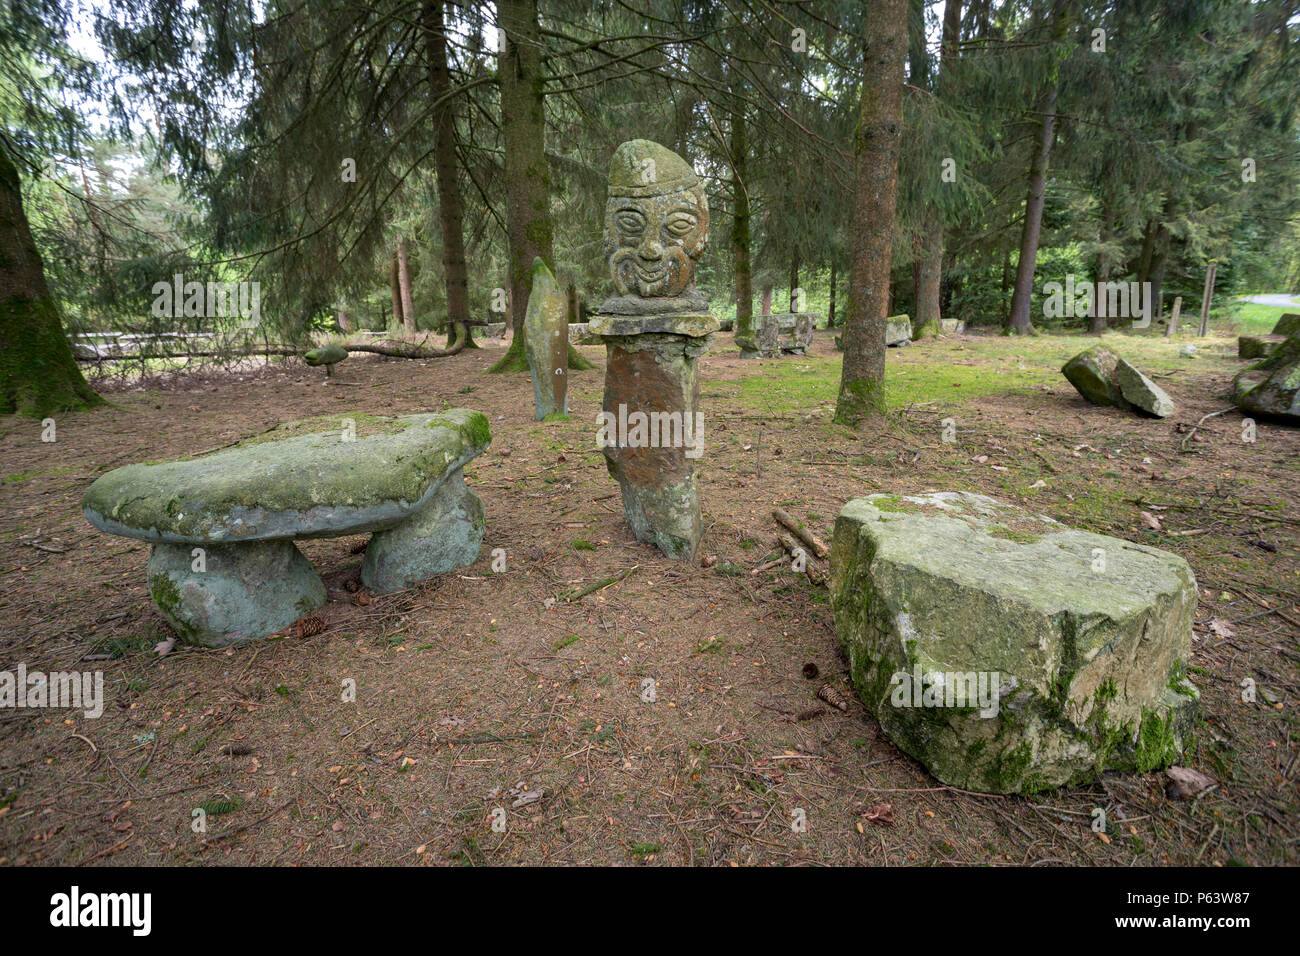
{"left": 591, "top": 139, "right": 715, "bottom": 559}
{"left": 592, "top": 314, "right": 716, "bottom": 559}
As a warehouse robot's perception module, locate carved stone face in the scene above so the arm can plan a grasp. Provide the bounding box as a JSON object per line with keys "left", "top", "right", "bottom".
{"left": 607, "top": 189, "right": 708, "bottom": 298}
{"left": 604, "top": 140, "right": 709, "bottom": 300}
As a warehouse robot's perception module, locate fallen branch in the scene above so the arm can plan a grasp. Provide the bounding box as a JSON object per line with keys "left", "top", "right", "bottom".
{"left": 1179, "top": 406, "right": 1235, "bottom": 453}
{"left": 772, "top": 508, "right": 829, "bottom": 558}
{"left": 561, "top": 565, "right": 639, "bottom": 602}
{"left": 343, "top": 326, "right": 469, "bottom": 359}
{"left": 775, "top": 533, "right": 827, "bottom": 585}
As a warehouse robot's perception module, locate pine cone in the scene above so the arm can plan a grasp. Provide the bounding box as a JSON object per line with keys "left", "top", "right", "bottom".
{"left": 295, "top": 615, "right": 327, "bottom": 638}
{"left": 816, "top": 683, "right": 850, "bottom": 712}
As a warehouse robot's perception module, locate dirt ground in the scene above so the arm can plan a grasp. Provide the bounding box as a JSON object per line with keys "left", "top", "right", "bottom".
{"left": 1, "top": 328, "right": 1296, "bottom": 866}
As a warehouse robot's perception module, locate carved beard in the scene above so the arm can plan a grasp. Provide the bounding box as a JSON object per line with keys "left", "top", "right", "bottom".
{"left": 610, "top": 246, "right": 693, "bottom": 298}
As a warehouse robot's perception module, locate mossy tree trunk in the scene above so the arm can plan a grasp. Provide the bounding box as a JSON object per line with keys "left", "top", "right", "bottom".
{"left": 833, "top": 0, "right": 907, "bottom": 428}
{"left": 489, "top": 0, "right": 589, "bottom": 373}
{"left": 0, "top": 138, "right": 102, "bottom": 417}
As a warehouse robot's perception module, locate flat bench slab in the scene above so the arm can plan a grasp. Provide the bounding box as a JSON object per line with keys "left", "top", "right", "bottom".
{"left": 83, "top": 409, "right": 490, "bottom": 544}
{"left": 82, "top": 410, "right": 491, "bottom": 645}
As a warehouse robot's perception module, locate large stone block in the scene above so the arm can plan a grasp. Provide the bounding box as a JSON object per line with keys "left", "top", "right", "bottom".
{"left": 1233, "top": 332, "right": 1300, "bottom": 422}
{"left": 830, "top": 492, "right": 1199, "bottom": 793}
{"left": 1062, "top": 346, "right": 1175, "bottom": 417}
{"left": 884, "top": 314, "right": 912, "bottom": 346}
{"left": 1238, "top": 334, "right": 1285, "bottom": 360}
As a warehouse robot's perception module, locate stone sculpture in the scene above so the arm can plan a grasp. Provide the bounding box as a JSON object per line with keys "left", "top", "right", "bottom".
{"left": 589, "top": 140, "right": 718, "bottom": 559}
{"left": 82, "top": 410, "right": 490, "bottom": 644}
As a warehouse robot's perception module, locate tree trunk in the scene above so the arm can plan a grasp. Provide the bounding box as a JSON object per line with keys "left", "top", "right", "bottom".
{"left": 390, "top": 253, "right": 404, "bottom": 329}
{"left": 1135, "top": 219, "right": 1157, "bottom": 284}
{"left": 423, "top": 0, "right": 475, "bottom": 350}
{"left": 1147, "top": 226, "right": 1169, "bottom": 330}
{"left": 913, "top": 227, "right": 942, "bottom": 337}
{"left": 0, "top": 138, "right": 102, "bottom": 417}
{"left": 789, "top": 250, "right": 800, "bottom": 312}
{"left": 828, "top": 260, "right": 837, "bottom": 327}
{"left": 397, "top": 237, "right": 417, "bottom": 335}
{"left": 834, "top": 0, "right": 907, "bottom": 428}
{"left": 730, "top": 102, "right": 753, "bottom": 338}
{"left": 1006, "top": 1, "right": 1071, "bottom": 335}
{"left": 490, "top": 0, "right": 589, "bottom": 372}
{"left": 1005, "top": 84, "right": 1058, "bottom": 335}
{"left": 1089, "top": 196, "right": 1115, "bottom": 333}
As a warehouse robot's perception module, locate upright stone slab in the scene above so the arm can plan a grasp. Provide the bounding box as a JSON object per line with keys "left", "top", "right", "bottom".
{"left": 591, "top": 140, "right": 717, "bottom": 559}
{"left": 793, "top": 313, "right": 814, "bottom": 352}
{"left": 830, "top": 492, "right": 1199, "bottom": 793}
{"left": 523, "top": 258, "right": 570, "bottom": 420}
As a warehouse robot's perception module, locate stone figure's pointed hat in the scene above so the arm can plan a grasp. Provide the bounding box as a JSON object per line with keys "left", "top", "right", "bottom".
{"left": 608, "top": 139, "right": 700, "bottom": 198}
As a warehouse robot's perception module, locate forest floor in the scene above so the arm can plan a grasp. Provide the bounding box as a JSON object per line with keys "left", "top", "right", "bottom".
{"left": 1, "top": 325, "right": 1296, "bottom": 866}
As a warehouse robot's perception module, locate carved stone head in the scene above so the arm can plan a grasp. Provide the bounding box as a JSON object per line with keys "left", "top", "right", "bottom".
{"left": 605, "top": 140, "right": 709, "bottom": 301}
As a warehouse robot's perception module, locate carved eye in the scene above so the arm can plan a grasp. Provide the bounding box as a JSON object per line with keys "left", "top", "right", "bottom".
{"left": 616, "top": 209, "right": 645, "bottom": 234}
{"left": 664, "top": 213, "right": 696, "bottom": 238}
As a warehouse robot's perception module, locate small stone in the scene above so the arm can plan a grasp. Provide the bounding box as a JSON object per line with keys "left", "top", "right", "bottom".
{"left": 1179, "top": 344, "right": 1197, "bottom": 358}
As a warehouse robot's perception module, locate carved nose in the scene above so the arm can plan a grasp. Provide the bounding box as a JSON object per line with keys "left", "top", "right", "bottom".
{"left": 638, "top": 239, "right": 663, "bottom": 261}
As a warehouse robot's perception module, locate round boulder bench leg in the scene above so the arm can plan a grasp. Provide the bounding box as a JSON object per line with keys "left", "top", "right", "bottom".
{"left": 147, "top": 540, "right": 326, "bottom": 647}
{"left": 362, "top": 469, "right": 485, "bottom": 593}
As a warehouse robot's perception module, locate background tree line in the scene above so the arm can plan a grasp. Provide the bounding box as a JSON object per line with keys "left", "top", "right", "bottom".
{"left": 2, "top": 0, "right": 1297, "bottom": 420}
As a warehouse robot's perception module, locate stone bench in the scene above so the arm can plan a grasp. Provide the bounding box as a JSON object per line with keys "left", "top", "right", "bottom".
{"left": 736, "top": 312, "right": 820, "bottom": 357}
{"left": 82, "top": 410, "right": 490, "bottom": 646}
